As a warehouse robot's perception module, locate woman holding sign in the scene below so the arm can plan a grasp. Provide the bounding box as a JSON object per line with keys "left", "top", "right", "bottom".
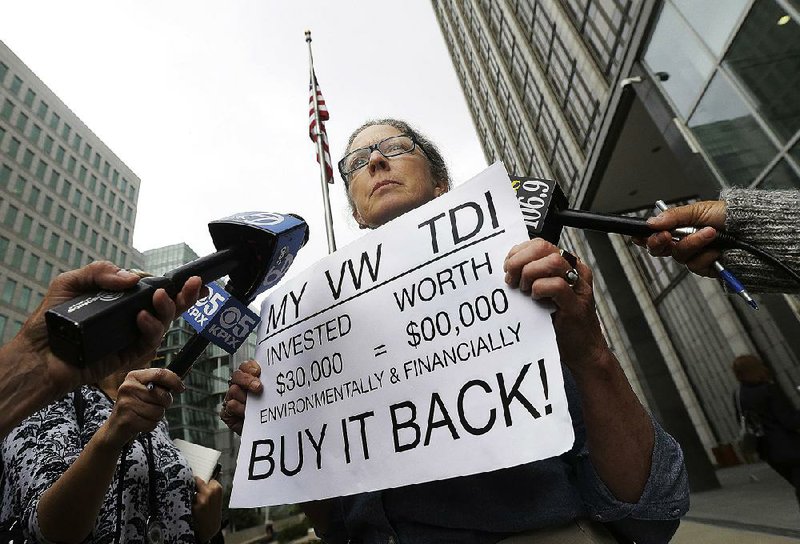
{"left": 222, "top": 119, "right": 689, "bottom": 543}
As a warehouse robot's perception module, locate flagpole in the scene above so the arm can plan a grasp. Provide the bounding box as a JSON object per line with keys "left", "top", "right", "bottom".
{"left": 305, "top": 30, "right": 337, "bottom": 254}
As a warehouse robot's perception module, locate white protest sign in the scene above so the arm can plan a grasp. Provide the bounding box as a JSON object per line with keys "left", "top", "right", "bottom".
{"left": 230, "top": 162, "right": 573, "bottom": 507}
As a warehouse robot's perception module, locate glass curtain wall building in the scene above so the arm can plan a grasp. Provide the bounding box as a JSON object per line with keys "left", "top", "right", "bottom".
{"left": 143, "top": 243, "right": 256, "bottom": 490}
{"left": 0, "top": 40, "right": 142, "bottom": 344}
{"left": 432, "top": 0, "right": 800, "bottom": 489}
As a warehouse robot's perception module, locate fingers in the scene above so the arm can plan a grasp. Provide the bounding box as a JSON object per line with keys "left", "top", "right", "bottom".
{"left": 646, "top": 200, "right": 727, "bottom": 231}
{"left": 193, "top": 475, "right": 223, "bottom": 503}
{"left": 669, "top": 227, "right": 718, "bottom": 264}
{"left": 131, "top": 309, "right": 167, "bottom": 361}
{"left": 230, "top": 360, "right": 263, "bottom": 394}
{"left": 110, "top": 369, "right": 183, "bottom": 440}
{"left": 51, "top": 261, "right": 141, "bottom": 299}
{"left": 684, "top": 250, "right": 723, "bottom": 278}
{"left": 173, "top": 276, "right": 204, "bottom": 315}
{"left": 130, "top": 367, "right": 185, "bottom": 394}
{"left": 221, "top": 361, "right": 261, "bottom": 436}
{"left": 504, "top": 239, "right": 559, "bottom": 290}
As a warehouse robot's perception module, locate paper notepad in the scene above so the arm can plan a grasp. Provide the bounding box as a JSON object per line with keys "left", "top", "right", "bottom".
{"left": 173, "top": 439, "right": 222, "bottom": 482}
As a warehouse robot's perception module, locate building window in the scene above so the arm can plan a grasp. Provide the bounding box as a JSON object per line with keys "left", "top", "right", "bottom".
{"left": 41, "top": 261, "right": 53, "bottom": 283}
{"left": 10, "top": 76, "right": 22, "bottom": 96}
{"left": 0, "top": 164, "right": 11, "bottom": 188}
{"left": 20, "top": 215, "right": 33, "bottom": 238}
{"left": 61, "top": 123, "right": 71, "bottom": 140}
{"left": 36, "top": 101, "right": 48, "bottom": 120}
{"left": 15, "top": 112, "right": 28, "bottom": 132}
{"left": 722, "top": 0, "right": 800, "bottom": 144}
{"left": 67, "top": 213, "right": 77, "bottom": 233}
{"left": 23, "top": 89, "right": 35, "bottom": 107}
{"left": 66, "top": 156, "right": 76, "bottom": 175}
{"left": 72, "top": 189, "right": 82, "bottom": 207}
{"left": 83, "top": 143, "right": 92, "bottom": 160}
{"left": 689, "top": 71, "right": 777, "bottom": 187}
{"left": 49, "top": 112, "right": 60, "bottom": 130}
{"left": 83, "top": 196, "right": 92, "bottom": 215}
{"left": 26, "top": 254, "right": 39, "bottom": 276}
{"left": 11, "top": 245, "right": 24, "bottom": 268}
{"left": 34, "top": 160, "right": 46, "bottom": 182}
{"left": 18, "top": 286, "right": 32, "bottom": 311}
{"left": 55, "top": 146, "right": 65, "bottom": 164}
{"left": 55, "top": 205, "right": 66, "bottom": 225}
{"left": 0, "top": 61, "right": 7, "bottom": 83}
{"left": 0, "top": 99, "right": 13, "bottom": 121}
{"left": 60, "top": 241, "right": 72, "bottom": 261}
{"left": 0, "top": 237, "right": 7, "bottom": 261}
{"left": 60, "top": 180, "right": 71, "bottom": 199}
{"left": 1, "top": 279, "right": 17, "bottom": 304}
{"left": 27, "top": 186, "right": 40, "bottom": 207}
{"left": 48, "top": 233, "right": 60, "bottom": 253}
{"left": 10, "top": 175, "right": 25, "bottom": 196}
{"left": 79, "top": 221, "right": 88, "bottom": 240}
{"left": 759, "top": 159, "right": 800, "bottom": 189}
{"left": 42, "top": 196, "right": 53, "bottom": 216}
{"left": 78, "top": 165, "right": 87, "bottom": 183}
{"left": 8, "top": 137, "right": 21, "bottom": 160}
{"left": 21, "top": 149, "right": 34, "bottom": 170}
{"left": 33, "top": 224, "right": 46, "bottom": 246}
{"left": 43, "top": 135, "right": 54, "bottom": 155}
{"left": 3, "top": 205, "right": 18, "bottom": 228}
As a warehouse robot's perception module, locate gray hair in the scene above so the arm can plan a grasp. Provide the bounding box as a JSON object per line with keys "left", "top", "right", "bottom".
{"left": 341, "top": 119, "right": 451, "bottom": 206}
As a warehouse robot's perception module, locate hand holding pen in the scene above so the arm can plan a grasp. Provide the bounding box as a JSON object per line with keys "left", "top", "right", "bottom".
{"left": 646, "top": 200, "right": 758, "bottom": 310}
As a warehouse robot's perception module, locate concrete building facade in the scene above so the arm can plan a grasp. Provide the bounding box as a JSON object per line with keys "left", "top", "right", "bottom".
{"left": 432, "top": 0, "right": 799, "bottom": 489}
{"left": 0, "top": 40, "right": 142, "bottom": 343}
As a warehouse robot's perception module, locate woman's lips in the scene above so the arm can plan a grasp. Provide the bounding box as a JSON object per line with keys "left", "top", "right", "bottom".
{"left": 371, "top": 180, "right": 400, "bottom": 195}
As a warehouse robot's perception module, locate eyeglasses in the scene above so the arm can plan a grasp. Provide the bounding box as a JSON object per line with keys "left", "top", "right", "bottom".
{"left": 338, "top": 134, "right": 424, "bottom": 181}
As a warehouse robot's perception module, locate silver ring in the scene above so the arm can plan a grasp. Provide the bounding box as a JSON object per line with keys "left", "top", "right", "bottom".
{"left": 565, "top": 268, "right": 580, "bottom": 286}
{"left": 559, "top": 249, "right": 580, "bottom": 287}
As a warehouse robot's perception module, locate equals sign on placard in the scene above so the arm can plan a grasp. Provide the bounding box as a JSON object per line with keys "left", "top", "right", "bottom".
{"left": 373, "top": 344, "right": 387, "bottom": 357}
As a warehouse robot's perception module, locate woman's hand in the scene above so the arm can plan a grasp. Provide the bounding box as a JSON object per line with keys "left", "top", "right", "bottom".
{"left": 633, "top": 200, "right": 727, "bottom": 277}
{"left": 220, "top": 360, "right": 263, "bottom": 435}
{"left": 503, "top": 238, "right": 609, "bottom": 373}
{"left": 192, "top": 476, "right": 223, "bottom": 543}
{"left": 102, "top": 368, "right": 184, "bottom": 449}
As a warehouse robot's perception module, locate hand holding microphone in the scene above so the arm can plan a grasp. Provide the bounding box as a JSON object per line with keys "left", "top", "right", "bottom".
{"left": 637, "top": 200, "right": 727, "bottom": 277}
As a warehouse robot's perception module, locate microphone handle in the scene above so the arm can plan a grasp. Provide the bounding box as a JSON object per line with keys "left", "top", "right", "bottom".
{"left": 555, "top": 209, "right": 655, "bottom": 237}
{"left": 166, "top": 282, "right": 248, "bottom": 379}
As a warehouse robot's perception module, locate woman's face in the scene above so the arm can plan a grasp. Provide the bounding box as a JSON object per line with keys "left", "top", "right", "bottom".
{"left": 347, "top": 124, "right": 447, "bottom": 229}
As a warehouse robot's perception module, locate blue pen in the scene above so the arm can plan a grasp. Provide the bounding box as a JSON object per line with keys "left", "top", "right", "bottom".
{"left": 655, "top": 200, "right": 758, "bottom": 310}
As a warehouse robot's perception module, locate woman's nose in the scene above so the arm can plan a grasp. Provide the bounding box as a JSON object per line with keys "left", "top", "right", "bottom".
{"left": 367, "top": 149, "right": 389, "bottom": 174}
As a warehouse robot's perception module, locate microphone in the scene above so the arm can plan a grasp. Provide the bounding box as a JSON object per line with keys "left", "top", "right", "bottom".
{"left": 45, "top": 211, "right": 309, "bottom": 368}
{"left": 167, "top": 212, "right": 309, "bottom": 378}
{"left": 511, "top": 176, "right": 708, "bottom": 243}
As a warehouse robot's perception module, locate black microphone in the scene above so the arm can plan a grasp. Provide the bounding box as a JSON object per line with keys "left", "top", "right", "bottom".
{"left": 45, "top": 212, "right": 309, "bottom": 368}
{"left": 511, "top": 176, "right": 713, "bottom": 243}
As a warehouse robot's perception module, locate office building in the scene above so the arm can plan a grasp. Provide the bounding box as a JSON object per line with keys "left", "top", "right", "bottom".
{"left": 433, "top": 0, "right": 799, "bottom": 489}
{"left": 143, "top": 243, "right": 257, "bottom": 490}
{"left": 0, "top": 40, "right": 141, "bottom": 343}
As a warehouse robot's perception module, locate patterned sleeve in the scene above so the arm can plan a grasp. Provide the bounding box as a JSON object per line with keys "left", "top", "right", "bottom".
{"left": 1, "top": 395, "right": 84, "bottom": 543}
{"left": 721, "top": 187, "right": 800, "bottom": 293}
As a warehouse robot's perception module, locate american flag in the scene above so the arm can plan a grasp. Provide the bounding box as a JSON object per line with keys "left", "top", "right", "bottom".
{"left": 309, "top": 71, "right": 333, "bottom": 183}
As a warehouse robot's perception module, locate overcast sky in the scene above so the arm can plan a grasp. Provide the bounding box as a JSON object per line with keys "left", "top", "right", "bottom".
{"left": 0, "top": 1, "right": 487, "bottom": 291}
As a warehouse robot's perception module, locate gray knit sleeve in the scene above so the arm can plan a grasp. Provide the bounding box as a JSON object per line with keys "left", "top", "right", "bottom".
{"left": 720, "top": 187, "right": 800, "bottom": 293}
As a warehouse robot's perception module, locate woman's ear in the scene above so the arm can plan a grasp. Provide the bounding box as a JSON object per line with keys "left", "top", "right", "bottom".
{"left": 434, "top": 182, "right": 449, "bottom": 197}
